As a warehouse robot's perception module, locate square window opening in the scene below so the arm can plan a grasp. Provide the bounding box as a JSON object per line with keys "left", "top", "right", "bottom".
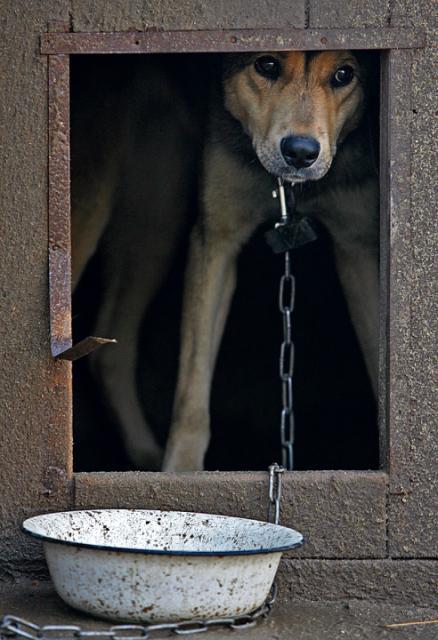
{"left": 67, "top": 50, "right": 383, "bottom": 473}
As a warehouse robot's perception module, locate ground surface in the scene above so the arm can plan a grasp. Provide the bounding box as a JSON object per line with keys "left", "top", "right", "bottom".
{"left": 0, "top": 580, "right": 437, "bottom": 640}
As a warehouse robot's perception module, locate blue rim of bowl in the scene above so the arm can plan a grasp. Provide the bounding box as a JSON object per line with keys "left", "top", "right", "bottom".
{"left": 22, "top": 509, "right": 304, "bottom": 557}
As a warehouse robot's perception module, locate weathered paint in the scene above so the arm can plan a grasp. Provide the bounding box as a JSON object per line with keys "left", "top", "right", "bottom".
{"left": 23, "top": 510, "right": 302, "bottom": 622}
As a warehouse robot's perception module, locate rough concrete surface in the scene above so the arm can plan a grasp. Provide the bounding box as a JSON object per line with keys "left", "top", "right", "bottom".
{"left": 278, "top": 559, "right": 438, "bottom": 607}
{"left": 70, "top": 0, "right": 306, "bottom": 32}
{"left": 0, "top": 0, "right": 74, "bottom": 581}
{"left": 1, "top": 580, "right": 438, "bottom": 640}
{"left": 309, "top": 0, "right": 389, "bottom": 28}
{"left": 385, "top": 2, "right": 438, "bottom": 559}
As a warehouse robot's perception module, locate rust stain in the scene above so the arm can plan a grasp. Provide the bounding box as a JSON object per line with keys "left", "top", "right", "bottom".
{"left": 142, "top": 604, "right": 155, "bottom": 613}
{"left": 40, "top": 28, "right": 426, "bottom": 56}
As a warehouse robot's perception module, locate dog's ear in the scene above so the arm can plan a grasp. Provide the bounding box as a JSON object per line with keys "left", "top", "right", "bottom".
{"left": 221, "top": 53, "right": 256, "bottom": 79}
{"left": 353, "top": 51, "right": 380, "bottom": 171}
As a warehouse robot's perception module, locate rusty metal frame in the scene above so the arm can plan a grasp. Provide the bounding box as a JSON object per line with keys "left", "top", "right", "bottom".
{"left": 48, "top": 52, "right": 116, "bottom": 360}
{"left": 44, "top": 28, "right": 424, "bottom": 558}
{"left": 41, "top": 27, "right": 425, "bottom": 55}
{"left": 48, "top": 53, "right": 71, "bottom": 358}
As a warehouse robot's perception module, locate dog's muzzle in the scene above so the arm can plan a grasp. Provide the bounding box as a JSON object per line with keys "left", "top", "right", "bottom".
{"left": 254, "top": 135, "right": 332, "bottom": 183}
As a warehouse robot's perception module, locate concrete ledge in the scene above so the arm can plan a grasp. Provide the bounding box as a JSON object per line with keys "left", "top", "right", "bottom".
{"left": 278, "top": 559, "right": 438, "bottom": 608}
{"left": 74, "top": 471, "right": 388, "bottom": 559}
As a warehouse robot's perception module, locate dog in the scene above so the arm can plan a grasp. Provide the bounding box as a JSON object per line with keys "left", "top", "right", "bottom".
{"left": 71, "top": 51, "right": 379, "bottom": 472}
{"left": 162, "top": 50, "right": 379, "bottom": 470}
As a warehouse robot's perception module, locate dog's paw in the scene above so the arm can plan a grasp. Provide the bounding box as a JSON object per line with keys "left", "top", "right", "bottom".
{"left": 162, "top": 451, "right": 205, "bottom": 472}
{"left": 163, "top": 410, "right": 210, "bottom": 471}
{"left": 162, "top": 435, "right": 207, "bottom": 472}
{"left": 126, "top": 442, "right": 164, "bottom": 471}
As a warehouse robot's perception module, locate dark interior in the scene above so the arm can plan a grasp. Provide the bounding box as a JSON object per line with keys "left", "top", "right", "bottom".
{"left": 72, "top": 53, "right": 380, "bottom": 472}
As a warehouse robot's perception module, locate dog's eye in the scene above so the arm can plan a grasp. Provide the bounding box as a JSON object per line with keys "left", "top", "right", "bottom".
{"left": 254, "top": 56, "right": 281, "bottom": 80}
{"left": 332, "top": 65, "right": 355, "bottom": 88}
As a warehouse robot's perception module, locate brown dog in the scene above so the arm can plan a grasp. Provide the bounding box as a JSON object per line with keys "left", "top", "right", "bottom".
{"left": 163, "top": 51, "right": 379, "bottom": 470}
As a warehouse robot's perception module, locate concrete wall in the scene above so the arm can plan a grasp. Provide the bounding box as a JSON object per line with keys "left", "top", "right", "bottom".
{"left": 0, "top": 0, "right": 436, "bottom": 602}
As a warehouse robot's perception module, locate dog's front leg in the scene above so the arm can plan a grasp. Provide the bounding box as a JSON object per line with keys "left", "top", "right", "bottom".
{"left": 163, "top": 226, "right": 239, "bottom": 471}
{"left": 163, "top": 147, "right": 270, "bottom": 471}
{"left": 333, "top": 241, "right": 379, "bottom": 397}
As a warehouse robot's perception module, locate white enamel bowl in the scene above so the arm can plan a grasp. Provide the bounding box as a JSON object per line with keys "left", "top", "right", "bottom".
{"left": 23, "top": 509, "right": 303, "bottom": 623}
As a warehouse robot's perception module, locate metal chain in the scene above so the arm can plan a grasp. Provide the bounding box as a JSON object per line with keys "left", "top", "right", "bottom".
{"left": 274, "top": 178, "right": 296, "bottom": 470}
{"left": 267, "top": 463, "right": 285, "bottom": 525}
{"left": 0, "top": 467, "right": 285, "bottom": 640}
{"left": 0, "top": 600, "right": 275, "bottom": 640}
{"left": 0, "top": 580, "right": 275, "bottom": 640}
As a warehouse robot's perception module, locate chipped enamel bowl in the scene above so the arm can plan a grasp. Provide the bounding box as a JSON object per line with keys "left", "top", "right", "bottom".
{"left": 23, "top": 509, "right": 303, "bottom": 623}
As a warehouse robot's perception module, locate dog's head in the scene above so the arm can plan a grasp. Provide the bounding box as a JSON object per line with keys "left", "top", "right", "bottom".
{"left": 223, "top": 51, "right": 367, "bottom": 183}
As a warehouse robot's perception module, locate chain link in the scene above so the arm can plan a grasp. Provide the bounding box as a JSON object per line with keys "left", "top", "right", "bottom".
{"left": 0, "top": 580, "right": 279, "bottom": 639}
{"left": 1, "top": 468, "right": 285, "bottom": 640}
{"left": 275, "top": 178, "right": 296, "bottom": 470}
{"left": 267, "top": 463, "right": 284, "bottom": 525}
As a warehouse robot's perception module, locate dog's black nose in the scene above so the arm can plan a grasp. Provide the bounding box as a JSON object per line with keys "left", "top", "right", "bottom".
{"left": 280, "top": 136, "right": 320, "bottom": 169}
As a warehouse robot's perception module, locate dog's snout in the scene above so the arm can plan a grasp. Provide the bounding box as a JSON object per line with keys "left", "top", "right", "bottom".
{"left": 280, "top": 136, "right": 320, "bottom": 169}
